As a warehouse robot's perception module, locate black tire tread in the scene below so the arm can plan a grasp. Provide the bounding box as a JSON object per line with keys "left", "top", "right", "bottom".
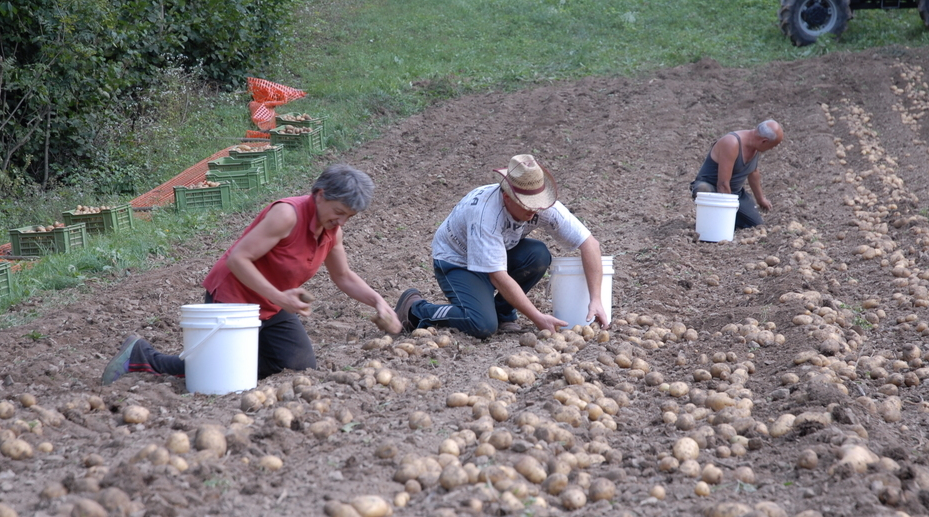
{"left": 781, "top": 0, "right": 851, "bottom": 47}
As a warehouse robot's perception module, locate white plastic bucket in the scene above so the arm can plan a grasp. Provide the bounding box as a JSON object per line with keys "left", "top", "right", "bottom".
{"left": 694, "top": 192, "right": 740, "bottom": 242}
{"left": 550, "top": 256, "right": 613, "bottom": 328}
{"left": 178, "top": 303, "right": 260, "bottom": 395}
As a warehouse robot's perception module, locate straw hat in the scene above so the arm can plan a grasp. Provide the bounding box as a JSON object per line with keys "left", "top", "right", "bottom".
{"left": 494, "top": 154, "right": 558, "bottom": 211}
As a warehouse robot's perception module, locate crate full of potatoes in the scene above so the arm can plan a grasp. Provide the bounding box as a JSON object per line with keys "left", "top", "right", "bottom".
{"left": 62, "top": 204, "right": 135, "bottom": 235}
{"left": 9, "top": 222, "right": 87, "bottom": 256}
{"left": 228, "top": 144, "right": 284, "bottom": 175}
{"left": 174, "top": 181, "right": 232, "bottom": 212}
{"left": 274, "top": 113, "right": 328, "bottom": 137}
{"left": 269, "top": 125, "right": 323, "bottom": 152}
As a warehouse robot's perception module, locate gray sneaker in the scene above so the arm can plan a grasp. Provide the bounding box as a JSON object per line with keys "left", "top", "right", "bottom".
{"left": 101, "top": 335, "right": 141, "bottom": 385}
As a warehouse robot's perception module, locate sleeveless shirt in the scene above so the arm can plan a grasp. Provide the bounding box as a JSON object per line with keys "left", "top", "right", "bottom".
{"left": 694, "top": 133, "right": 760, "bottom": 193}
{"left": 202, "top": 195, "right": 336, "bottom": 320}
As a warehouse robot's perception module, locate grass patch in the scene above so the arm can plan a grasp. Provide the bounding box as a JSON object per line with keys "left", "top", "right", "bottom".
{"left": 0, "top": 0, "right": 927, "bottom": 322}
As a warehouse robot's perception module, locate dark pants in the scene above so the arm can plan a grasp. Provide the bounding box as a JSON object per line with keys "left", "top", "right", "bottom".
{"left": 409, "top": 238, "right": 551, "bottom": 339}
{"left": 690, "top": 181, "right": 763, "bottom": 229}
{"left": 129, "top": 292, "right": 316, "bottom": 380}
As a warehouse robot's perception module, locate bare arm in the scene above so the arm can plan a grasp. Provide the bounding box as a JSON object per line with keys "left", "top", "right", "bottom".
{"left": 226, "top": 203, "right": 312, "bottom": 316}
{"left": 489, "top": 271, "right": 567, "bottom": 333}
{"left": 746, "top": 170, "right": 771, "bottom": 211}
{"left": 710, "top": 134, "right": 739, "bottom": 194}
{"left": 579, "top": 236, "right": 609, "bottom": 328}
{"left": 324, "top": 232, "right": 402, "bottom": 334}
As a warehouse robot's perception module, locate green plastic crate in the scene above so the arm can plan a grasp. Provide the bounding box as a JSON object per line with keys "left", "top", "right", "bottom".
{"left": 269, "top": 126, "right": 324, "bottom": 152}
{"left": 174, "top": 183, "right": 232, "bottom": 212}
{"left": 9, "top": 223, "right": 87, "bottom": 256}
{"left": 0, "top": 261, "right": 10, "bottom": 299}
{"left": 208, "top": 156, "right": 267, "bottom": 185}
{"left": 275, "top": 113, "right": 329, "bottom": 136}
{"left": 229, "top": 145, "right": 284, "bottom": 175}
{"left": 61, "top": 203, "right": 135, "bottom": 234}
{"left": 205, "top": 169, "right": 262, "bottom": 190}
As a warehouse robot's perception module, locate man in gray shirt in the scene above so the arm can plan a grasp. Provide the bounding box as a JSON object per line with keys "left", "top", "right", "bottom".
{"left": 690, "top": 120, "right": 784, "bottom": 229}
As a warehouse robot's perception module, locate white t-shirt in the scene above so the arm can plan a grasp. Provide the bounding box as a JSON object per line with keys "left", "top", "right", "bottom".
{"left": 432, "top": 184, "right": 591, "bottom": 273}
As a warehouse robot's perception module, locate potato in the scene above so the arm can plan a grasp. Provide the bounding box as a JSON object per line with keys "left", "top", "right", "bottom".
{"left": 438, "top": 464, "right": 468, "bottom": 490}
{"left": 488, "top": 401, "right": 509, "bottom": 422}
{"left": 673, "top": 437, "right": 700, "bottom": 461}
{"left": 0, "top": 438, "right": 33, "bottom": 460}
{"left": 650, "top": 485, "right": 666, "bottom": 500}
{"left": 194, "top": 425, "right": 227, "bottom": 458}
{"left": 0, "top": 401, "right": 15, "bottom": 420}
{"left": 694, "top": 480, "right": 711, "bottom": 496}
{"left": 487, "top": 429, "right": 513, "bottom": 450}
{"left": 309, "top": 418, "right": 338, "bottom": 439}
{"left": 71, "top": 498, "right": 108, "bottom": 517}
{"left": 389, "top": 376, "right": 409, "bottom": 394}
{"left": 258, "top": 455, "right": 283, "bottom": 471}
{"left": 169, "top": 455, "right": 189, "bottom": 472}
{"left": 375, "top": 369, "right": 394, "bottom": 386}
{"left": 706, "top": 502, "right": 753, "bottom": 517}
{"left": 273, "top": 407, "right": 294, "bottom": 428}
{"left": 415, "top": 374, "right": 441, "bottom": 391}
{"left": 122, "top": 405, "right": 149, "bottom": 424}
{"left": 701, "top": 463, "right": 723, "bottom": 484}
{"left": 488, "top": 366, "right": 509, "bottom": 382}
{"left": 563, "top": 366, "right": 585, "bottom": 385}
{"left": 733, "top": 466, "right": 755, "bottom": 484}
{"left": 798, "top": 449, "right": 818, "bottom": 469}
{"left": 408, "top": 411, "right": 432, "bottom": 430}
{"left": 40, "top": 481, "right": 67, "bottom": 499}
{"left": 588, "top": 478, "right": 616, "bottom": 502}
{"left": 324, "top": 501, "right": 362, "bottom": 517}
{"left": 17, "top": 394, "right": 37, "bottom": 410}
{"left": 166, "top": 432, "right": 190, "bottom": 454}
{"left": 349, "top": 495, "right": 393, "bottom": 517}
{"left": 560, "top": 486, "right": 587, "bottom": 510}
{"left": 669, "top": 382, "right": 690, "bottom": 397}
{"left": 148, "top": 446, "right": 170, "bottom": 466}
{"left": 508, "top": 368, "right": 536, "bottom": 386}
{"left": 514, "top": 455, "right": 547, "bottom": 484}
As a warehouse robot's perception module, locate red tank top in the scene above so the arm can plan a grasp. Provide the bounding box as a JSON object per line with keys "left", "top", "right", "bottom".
{"left": 202, "top": 195, "right": 336, "bottom": 319}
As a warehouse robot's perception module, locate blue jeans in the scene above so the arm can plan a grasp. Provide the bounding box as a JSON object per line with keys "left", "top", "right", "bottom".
{"left": 129, "top": 292, "right": 316, "bottom": 379}
{"left": 410, "top": 239, "right": 551, "bottom": 339}
{"left": 690, "top": 181, "right": 763, "bottom": 229}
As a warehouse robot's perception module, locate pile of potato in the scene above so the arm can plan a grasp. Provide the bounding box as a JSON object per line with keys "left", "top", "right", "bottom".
{"left": 231, "top": 144, "right": 275, "bottom": 153}
{"left": 277, "top": 125, "right": 316, "bottom": 135}
{"left": 21, "top": 222, "right": 65, "bottom": 233}
{"left": 188, "top": 181, "right": 222, "bottom": 189}
{"left": 72, "top": 205, "right": 113, "bottom": 215}
{"left": 279, "top": 113, "right": 318, "bottom": 122}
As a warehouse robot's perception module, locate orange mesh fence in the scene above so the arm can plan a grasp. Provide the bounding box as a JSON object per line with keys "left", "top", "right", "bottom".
{"left": 249, "top": 101, "right": 277, "bottom": 130}
{"left": 130, "top": 147, "right": 234, "bottom": 210}
{"left": 247, "top": 78, "right": 306, "bottom": 107}
{"left": 246, "top": 130, "right": 270, "bottom": 139}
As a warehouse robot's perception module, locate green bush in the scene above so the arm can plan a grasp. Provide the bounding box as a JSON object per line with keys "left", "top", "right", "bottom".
{"left": 0, "top": 0, "right": 295, "bottom": 193}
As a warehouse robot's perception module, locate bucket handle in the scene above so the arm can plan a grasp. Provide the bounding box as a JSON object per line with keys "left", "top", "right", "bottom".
{"left": 178, "top": 317, "right": 227, "bottom": 361}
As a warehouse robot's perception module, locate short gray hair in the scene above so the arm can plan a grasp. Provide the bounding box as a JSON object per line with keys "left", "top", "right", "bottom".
{"left": 757, "top": 120, "right": 779, "bottom": 140}
{"left": 311, "top": 164, "right": 375, "bottom": 212}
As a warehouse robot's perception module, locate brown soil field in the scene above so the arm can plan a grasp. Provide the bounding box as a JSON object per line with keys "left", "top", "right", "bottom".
{"left": 0, "top": 46, "right": 928, "bottom": 517}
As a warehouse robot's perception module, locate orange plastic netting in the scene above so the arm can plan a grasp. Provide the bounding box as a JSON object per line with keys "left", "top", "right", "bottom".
{"left": 247, "top": 78, "right": 306, "bottom": 130}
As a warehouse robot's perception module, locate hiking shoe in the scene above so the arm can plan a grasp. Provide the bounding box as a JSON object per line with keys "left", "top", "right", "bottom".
{"left": 101, "top": 334, "right": 141, "bottom": 386}
{"left": 394, "top": 288, "right": 424, "bottom": 333}
{"left": 498, "top": 321, "right": 524, "bottom": 334}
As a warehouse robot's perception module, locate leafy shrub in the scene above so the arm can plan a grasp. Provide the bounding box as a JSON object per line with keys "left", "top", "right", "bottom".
{"left": 0, "top": 0, "right": 296, "bottom": 193}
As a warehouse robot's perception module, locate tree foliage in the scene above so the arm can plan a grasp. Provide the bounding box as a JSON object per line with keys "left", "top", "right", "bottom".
{"left": 0, "top": 0, "right": 295, "bottom": 193}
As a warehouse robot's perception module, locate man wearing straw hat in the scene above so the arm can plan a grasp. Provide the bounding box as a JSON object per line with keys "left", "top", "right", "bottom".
{"left": 394, "top": 154, "right": 609, "bottom": 339}
{"left": 101, "top": 164, "right": 401, "bottom": 385}
{"left": 690, "top": 120, "right": 784, "bottom": 229}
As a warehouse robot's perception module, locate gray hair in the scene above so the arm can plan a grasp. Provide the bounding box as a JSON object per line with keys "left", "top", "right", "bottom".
{"left": 757, "top": 120, "right": 779, "bottom": 140}
{"left": 311, "top": 164, "right": 375, "bottom": 212}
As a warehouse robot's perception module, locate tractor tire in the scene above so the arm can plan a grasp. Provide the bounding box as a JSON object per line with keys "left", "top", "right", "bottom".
{"left": 780, "top": 0, "right": 852, "bottom": 47}
{"left": 919, "top": 0, "right": 929, "bottom": 28}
